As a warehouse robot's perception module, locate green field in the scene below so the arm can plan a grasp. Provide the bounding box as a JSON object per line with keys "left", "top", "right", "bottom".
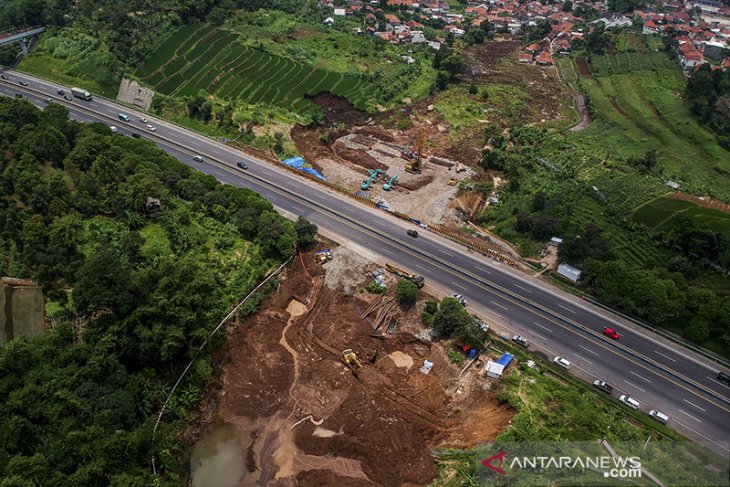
{"left": 587, "top": 51, "right": 676, "bottom": 76}
{"left": 633, "top": 196, "right": 730, "bottom": 239}
{"left": 139, "top": 24, "right": 379, "bottom": 114}
{"left": 573, "top": 60, "right": 730, "bottom": 200}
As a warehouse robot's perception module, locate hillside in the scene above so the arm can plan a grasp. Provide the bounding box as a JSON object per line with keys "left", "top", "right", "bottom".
{"left": 0, "top": 97, "right": 300, "bottom": 485}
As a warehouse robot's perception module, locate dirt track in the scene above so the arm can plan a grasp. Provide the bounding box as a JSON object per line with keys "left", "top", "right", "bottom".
{"left": 206, "top": 251, "right": 513, "bottom": 486}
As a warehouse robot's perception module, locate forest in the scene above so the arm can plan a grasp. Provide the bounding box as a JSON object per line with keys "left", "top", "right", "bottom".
{"left": 0, "top": 97, "right": 306, "bottom": 485}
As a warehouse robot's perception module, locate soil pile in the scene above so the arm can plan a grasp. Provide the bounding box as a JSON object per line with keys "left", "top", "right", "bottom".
{"left": 208, "top": 251, "right": 513, "bottom": 486}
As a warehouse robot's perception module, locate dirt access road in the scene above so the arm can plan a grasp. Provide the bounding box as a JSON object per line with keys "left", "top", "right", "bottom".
{"left": 202, "top": 249, "right": 512, "bottom": 486}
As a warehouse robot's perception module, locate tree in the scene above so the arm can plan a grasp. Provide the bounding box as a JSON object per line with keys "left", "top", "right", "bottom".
{"left": 563, "top": 0, "right": 573, "bottom": 12}
{"left": 294, "top": 216, "right": 317, "bottom": 248}
{"left": 532, "top": 191, "right": 546, "bottom": 212}
{"left": 257, "top": 211, "right": 296, "bottom": 256}
{"left": 395, "top": 279, "right": 418, "bottom": 307}
{"left": 432, "top": 297, "right": 471, "bottom": 338}
{"left": 73, "top": 246, "right": 134, "bottom": 316}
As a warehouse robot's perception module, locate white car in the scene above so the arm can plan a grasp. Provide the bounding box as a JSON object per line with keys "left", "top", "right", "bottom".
{"left": 146, "top": 124, "right": 156, "bottom": 132}
{"left": 450, "top": 293, "right": 468, "bottom": 307}
{"left": 648, "top": 409, "right": 668, "bottom": 424}
{"left": 109, "top": 126, "right": 118, "bottom": 133}
{"left": 553, "top": 356, "right": 571, "bottom": 370}
{"left": 619, "top": 395, "right": 640, "bottom": 410}
{"left": 139, "top": 117, "right": 149, "bottom": 123}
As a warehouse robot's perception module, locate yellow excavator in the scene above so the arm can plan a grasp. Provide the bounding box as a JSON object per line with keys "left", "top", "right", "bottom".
{"left": 405, "top": 131, "right": 425, "bottom": 174}
{"left": 343, "top": 349, "right": 363, "bottom": 374}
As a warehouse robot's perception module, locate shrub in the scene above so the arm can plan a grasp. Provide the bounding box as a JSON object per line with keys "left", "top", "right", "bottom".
{"left": 395, "top": 279, "right": 419, "bottom": 307}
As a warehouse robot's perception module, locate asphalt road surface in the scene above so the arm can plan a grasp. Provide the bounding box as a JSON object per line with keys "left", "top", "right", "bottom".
{"left": 2, "top": 71, "right": 729, "bottom": 453}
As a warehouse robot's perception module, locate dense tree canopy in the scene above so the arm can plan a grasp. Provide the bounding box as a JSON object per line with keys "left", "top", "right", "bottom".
{"left": 0, "top": 97, "right": 300, "bottom": 485}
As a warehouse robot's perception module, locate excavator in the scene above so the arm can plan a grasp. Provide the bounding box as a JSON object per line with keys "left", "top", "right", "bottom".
{"left": 360, "top": 169, "right": 386, "bottom": 190}
{"left": 383, "top": 174, "right": 397, "bottom": 191}
{"left": 343, "top": 349, "right": 363, "bottom": 374}
{"left": 405, "top": 132, "right": 425, "bottom": 174}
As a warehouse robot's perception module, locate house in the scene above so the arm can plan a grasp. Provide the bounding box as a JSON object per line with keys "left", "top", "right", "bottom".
{"left": 666, "top": 180, "right": 680, "bottom": 190}
{"left": 485, "top": 353, "right": 514, "bottom": 378}
{"left": 525, "top": 42, "right": 542, "bottom": 54}
{"left": 681, "top": 50, "right": 705, "bottom": 69}
{"left": 553, "top": 38, "right": 572, "bottom": 54}
{"left": 323, "top": 17, "right": 335, "bottom": 25}
{"left": 557, "top": 263, "right": 582, "bottom": 282}
{"left": 643, "top": 20, "right": 658, "bottom": 34}
{"left": 519, "top": 52, "right": 534, "bottom": 63}
{"left": 722, "top": 57, "right": 730, "bottom": 71}
{"left": 385, "top": 14, "right": 401, "bottom": 25}
{"left": 536, "top": 51, "right": 554, "bottom": 65}
{"left": 411, "top": 31, "right": 426, "bottom": 43}
{"left": 703, "top": 41, "right": 728, "bottom": 60}
{"left": 593, "top": 13, "right": 632, "bottom": 30}
{"left": 334, "top": 7, "right": 346, "bottom": 16}
{"left": 550, "top": 237, "right": 564, "bottom": 246}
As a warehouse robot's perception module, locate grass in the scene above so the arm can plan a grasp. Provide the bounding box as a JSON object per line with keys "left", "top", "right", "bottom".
{"left": 632, "top": 196, "right": 730, "bottom": 239}
{"left": 19, "top": 54, "right": 117, "bottom": 98}
{"left": 573, "top": 64, "right": 730, "bottom": 200}
{"left": 139, "top": 25, "right": 380, "bottom": 114}
{"left": 587, "top": 51, "right": 676, "bottom": 76}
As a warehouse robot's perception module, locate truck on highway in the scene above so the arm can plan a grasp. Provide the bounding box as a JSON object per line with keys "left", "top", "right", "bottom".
{"left": 71, "top": 87, "right": 92, "bottom": 101}
{"left": 385, "top": 262, "right": 425, "bottom": 288}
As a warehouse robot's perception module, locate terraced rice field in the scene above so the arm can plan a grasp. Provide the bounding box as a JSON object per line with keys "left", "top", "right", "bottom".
{"left": 587, "top": 51, "right": 676, "bottom": 76}
{"left": 138, "top": 24, "right": 378, "bottom": 113}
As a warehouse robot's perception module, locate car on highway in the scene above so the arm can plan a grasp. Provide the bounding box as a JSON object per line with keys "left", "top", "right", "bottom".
{"left": 131, "top": 133, "right": 141, "bottom": 139}
{"left": 118, "top": 113, "right": 130, "bottom": 122}
{"left": 648, "top": 409, "right": 669, "bottom": 424}
{"left": 57, "top": 89, "right": 65, "bottom": 95}
{"left": 146, "top": 124, "right": 156, "bottom": 132}
{"left": 406, "top": 229, "right": 418, "bottom": 238}
{"left": 618, "top": 395, "right": 640, "bottom": 410}
{"left": 512, "top": 335, "right": 529, "bottom": 348}
{"left": 0, "top": 74, "right": 8, "bottom": 79}
{"left": 592, "top": 379, "right": 613, "bottom": 394}
{"left": 450, "top": 293, "right": 468, "bottom": 306}
{"left": 193, "top": 155, "right": 203, "bottom": 162}
{"left": 236, "top": 161, "right": 248, "bottom": 170}
{"left": 14, "top": 93, "right": 22, "bottom": 98}
{"left": 64, "top": 95, "right": 72, "bottom": 100}
{"left": 18, "top": 80, "right": 28, "bottom": 86}
{"left": 603, "top": 327, "right": 620, "bottom": 339}
{"left": 553, "top": 356, "right": 571, "bottom": 370}
{"left": 109, "top": 126, "right": 118, "bottom": 133}
{"left": 139, "top": 117, "right": 149, "bottom": 123}
{"left": 718, "top": 371, "right": 730, "bottom": 385}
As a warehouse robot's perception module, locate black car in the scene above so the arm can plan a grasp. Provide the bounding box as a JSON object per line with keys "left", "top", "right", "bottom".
{"left": 718, "top": 371, "right": 730, "bottom": 385}
{"left": 57, "top": 89, "right": 65, "bottom": 95}
{"left": 19, "top": 80, "right": 28, "bottom": 86}
{"left": 45, "top": 98, "right": 53, "bottom": 103}
{"left": 0, "top": 74, "right": 8, "bottom": 80}
{"left": 14, "top": 93, "right": 22, "bottom": 98}
{"left": 64, "top": 95, "right": 72, "bottom": 101}
{"left": 131, "top": 133, "right": 141, "bottom": 139}
{"left": 407, "top": 229, "right": 418, "bottom": 238}
{"left": 236, "top": 161, "right": 248, "bottom": 170}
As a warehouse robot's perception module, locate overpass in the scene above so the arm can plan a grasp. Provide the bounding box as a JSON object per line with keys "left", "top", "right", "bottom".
{"left": 0, "top": 27, "right": 45, "bottom": 53}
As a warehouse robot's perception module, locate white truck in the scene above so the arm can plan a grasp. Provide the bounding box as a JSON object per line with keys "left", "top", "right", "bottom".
{"left": 71, "top": 87, "right": 92, "bottom": 101}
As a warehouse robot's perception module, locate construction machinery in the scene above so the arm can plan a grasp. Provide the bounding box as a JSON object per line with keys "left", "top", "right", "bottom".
{"left": 385, "top": 262, "right": 425, "bottom": 288}
{"left": 383, "top": 174, "right": 397, "bottom": 191}
{"left": 343, "top": 349, "right": 363, "bottom": 373}
{"left": 448, "top": 178, "right": 458, "bottom": 186}
{"left": 404, "top": 132, "right": 425, "bottom": 174}
{"left": 360, "top": 169, "right": 386, "bottom": 190}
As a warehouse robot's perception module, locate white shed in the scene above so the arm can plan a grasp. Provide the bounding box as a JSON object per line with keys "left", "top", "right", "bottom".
{"left": 557, "top": 263, "right": 582, "bottom": 282}
{"left": 485, "top": 361, "right": 505, "bottom": 378}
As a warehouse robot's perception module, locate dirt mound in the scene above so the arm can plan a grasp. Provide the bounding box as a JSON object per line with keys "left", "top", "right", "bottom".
{"left": 207, "top": 250, "right": 513, "bottom": 487}
{"left": 307, "top": 93, "right": 370, "bottom": 125}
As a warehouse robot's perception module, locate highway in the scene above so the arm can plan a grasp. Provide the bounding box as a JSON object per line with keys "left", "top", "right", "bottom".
{"left": 2, "top": 70, "right": 729, "bottom": 453}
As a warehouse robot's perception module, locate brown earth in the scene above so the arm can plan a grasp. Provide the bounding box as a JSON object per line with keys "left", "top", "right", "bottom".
{"left": 575, "top": 57, "right": 591, "bottom": 78}
{"left": 205, "top": 250, "right": 514, "bottom": 486}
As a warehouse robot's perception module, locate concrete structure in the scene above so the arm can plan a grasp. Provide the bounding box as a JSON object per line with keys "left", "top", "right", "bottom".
{"left": 557, "top": 262, "right": 582, "bottom": 282}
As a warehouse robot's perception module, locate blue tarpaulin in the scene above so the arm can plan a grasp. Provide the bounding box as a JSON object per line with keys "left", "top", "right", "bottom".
{"left": 281, "top": 156, "right": 327, "bottom": 181}
{"left": 495, "top": 353, "right": 513, "bottom": 368}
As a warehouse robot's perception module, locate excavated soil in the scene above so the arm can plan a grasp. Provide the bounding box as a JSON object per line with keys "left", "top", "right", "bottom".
{"left": 206, "top": 251, "right": 513, "bottom": 486}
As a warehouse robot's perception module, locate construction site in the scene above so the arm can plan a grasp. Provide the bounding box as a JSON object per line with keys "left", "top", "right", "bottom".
{"left": 188, "top": 246, "right": 514, "bottom": 487}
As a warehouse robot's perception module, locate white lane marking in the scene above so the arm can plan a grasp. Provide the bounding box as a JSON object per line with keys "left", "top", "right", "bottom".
{"left": 579, "top": 345, "right": 599, "bottom": 356}
{"left": 381, "top": 248, "right": 395, "bottom": 256}
{"left": 450, "top": 281, "right": 468, "bottom": 292}
{"left": 678, "top": 409, "right": 703, "bottom": 423}
{"left": 533, "top": 321, "right": 552, "bottom": 333}
{"left": 268, "top": 195, "right": 279, "bottom": 202}
{"left": 490, "top": 301, "right": 508, "bottom": 311}
{"left": 442, "top": 249, "right": 455, "bottom": 258}
{"left": 629, "top": 371, "right": 652, "bottom": 383}
{"left": 653, "top": 350, "right": 677, "bottom": 362}
{"left": 477, "top": 266, "right": 493, "bottom": 275}
{"left": 290, "top": 206, "right": 306, "bottom": 214}
{"left": 342, "top": 206, "right": 356, "bottom": 214}
{"left": 415, "top": 264, "right": 428, "bottom": 272}
{"left": 574, "top": 354, "right": 592, "bottom": 365}
{"left": 532, "top": 332, "right": 546, "bottom": 341}
{"left": 558, "top": 304, "right": 576, "bottom": 314}
{"left": 683, "top": 399, "right": 707, "bottom": 412}
{"left": 514, "top": 283, "right": 533, "bottom": 293}
{"left": 707, "top": 376, "right": 730, "bottom": 389}
{"left": 623, "top": 380, "right": 646, "bottom": 393}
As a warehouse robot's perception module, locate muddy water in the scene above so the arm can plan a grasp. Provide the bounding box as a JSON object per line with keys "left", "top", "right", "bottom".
{"left": 190, "top": 423, "right": 245, "bottom": 487}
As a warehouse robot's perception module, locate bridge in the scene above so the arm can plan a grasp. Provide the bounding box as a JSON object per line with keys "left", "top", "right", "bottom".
{"left": 0, "top": 27, "right": 45, "bottom": 53}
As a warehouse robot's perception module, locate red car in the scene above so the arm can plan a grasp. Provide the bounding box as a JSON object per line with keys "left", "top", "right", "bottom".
{"left": 603, "top": 327, "right": 620, "bottom": 339}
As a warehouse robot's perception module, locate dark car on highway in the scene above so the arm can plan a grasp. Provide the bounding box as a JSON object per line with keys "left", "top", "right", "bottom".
{"left": 57, "top": 89, "right": 65, "bottom": 95}
{"left": 63, "top": 95, "right": 72, "bottom": 100}
{"left": 19, "top": 80, "right": 28, "bottom": 86}
{"left": 719, "top": 372, "right": 730, "bottom": 385}
{"left": 131, "top": 133, "right": 141, "bottom": 139}
{"left": 236, "top": 161, "right": 248, "bottom": 170}
{"left": 407, "top": 229, "right": 418, "bottom": 238}
{"left": 1, "top": 74, "right": 8, "bottom": 80}
{"left": 14, "top": 93, "right": 22, "bottom": 98}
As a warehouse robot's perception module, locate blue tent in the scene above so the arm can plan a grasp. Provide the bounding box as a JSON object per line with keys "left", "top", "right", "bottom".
{"left": 495, "top": 353, "right": 514, "bottom": 368}
{"left": 281, "top": 156, "right": 327, "bottom": 181}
